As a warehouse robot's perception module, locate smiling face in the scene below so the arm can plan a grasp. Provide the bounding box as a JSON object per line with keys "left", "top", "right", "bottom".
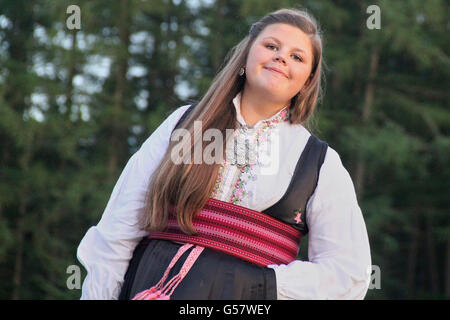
{"left": 244, "top": 23, "right": 314, "bottom": 105}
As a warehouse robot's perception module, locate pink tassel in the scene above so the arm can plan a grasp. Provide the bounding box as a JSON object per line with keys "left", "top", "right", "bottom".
{"left": 132, "top": 244, "right": 204, "bottom": 300}
{"left": 133, "top": 287, "right": 159, "bottom": 300}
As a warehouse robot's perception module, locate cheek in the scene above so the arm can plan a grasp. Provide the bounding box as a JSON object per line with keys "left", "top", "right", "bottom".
{"left": 247, "top": 48, "right": 271, "bottom": 70}
{"left": 292, "top": 65, "right": 311, "bottom": 82}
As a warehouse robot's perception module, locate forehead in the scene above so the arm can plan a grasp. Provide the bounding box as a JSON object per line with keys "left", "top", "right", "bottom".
{"left": 257, "top": 23, "right": 312, "bottom": 54}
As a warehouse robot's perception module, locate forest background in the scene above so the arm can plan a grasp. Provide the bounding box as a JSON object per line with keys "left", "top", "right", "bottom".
{"left": 0, "top": 0, "right": 448, "bottom": 299}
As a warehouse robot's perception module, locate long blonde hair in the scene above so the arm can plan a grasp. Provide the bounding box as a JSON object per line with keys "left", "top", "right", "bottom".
{"left": 139, "top": 8, "right": 325, "bottom": 235}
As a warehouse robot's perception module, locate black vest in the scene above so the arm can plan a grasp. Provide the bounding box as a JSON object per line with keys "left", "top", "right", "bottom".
{"left": 171, "top": 103, "right": 328, "bottom": 236}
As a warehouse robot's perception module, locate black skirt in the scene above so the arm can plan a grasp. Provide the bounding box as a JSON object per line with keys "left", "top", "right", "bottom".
{"left": 118, "top": 238, "right": 277, "bottom": 300}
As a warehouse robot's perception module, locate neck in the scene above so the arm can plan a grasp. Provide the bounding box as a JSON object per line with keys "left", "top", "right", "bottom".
{"left": 240, "top": 87, "right": 289, "bottom": 126}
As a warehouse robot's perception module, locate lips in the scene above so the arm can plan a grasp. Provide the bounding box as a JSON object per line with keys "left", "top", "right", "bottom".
{"left": 265, "top": 67, "right": 288, "bottom": 78}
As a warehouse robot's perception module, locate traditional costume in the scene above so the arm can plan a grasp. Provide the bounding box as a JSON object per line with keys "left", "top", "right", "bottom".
{"left": 77, "top": 92, "right": 371, "bottom": 300}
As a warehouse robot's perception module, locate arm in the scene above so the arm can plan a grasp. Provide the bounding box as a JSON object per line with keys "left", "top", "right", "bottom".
{"left": 268, "top": 146, "right": 372, "bottom": 299}
{"left": 76, "top": 105, "right": 191, "bottom": 300}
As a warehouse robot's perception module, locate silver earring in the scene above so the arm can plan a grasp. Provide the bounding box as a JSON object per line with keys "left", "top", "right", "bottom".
{"left": 238, "top": 67, "right": 245, "bottom": 76}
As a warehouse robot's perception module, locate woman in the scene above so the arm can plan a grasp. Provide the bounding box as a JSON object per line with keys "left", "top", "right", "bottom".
{"left": 77, "top": 8, "right": 371, "bottom": 300}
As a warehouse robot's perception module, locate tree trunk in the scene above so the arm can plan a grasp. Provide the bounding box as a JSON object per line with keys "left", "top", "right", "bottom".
{"left": 6, "top": 5, "right": 34, "bottom": 298}
{"left": 425, "top": 212, "right": 439, "bottom": 296}
{"left": 354, "top": 46, "right": 379, "bottom": 200}
{"left": 446, "top": 236, "right": 450, "bottom": 298}
{"left": 108, "top": 0, "right": 131, "bottom": 175}
{"left": 11, "top": 130, "right": 33, "bottom": 300}
{"left": 11, "top": 201, "right": 25, "bottom": 300}
{"left": 66, "top": 30, "right": 78, "bottom": 120}
{"left": 406, "top": 210, "right": 420, "bottom": 298}
{"left": 212, "top": 0, "right": 225, "bottom": 72}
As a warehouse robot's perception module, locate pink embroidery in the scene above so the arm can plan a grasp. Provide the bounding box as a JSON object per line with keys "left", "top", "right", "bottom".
{"left": 294, "top": 212, "right": 302, "bottom": 224}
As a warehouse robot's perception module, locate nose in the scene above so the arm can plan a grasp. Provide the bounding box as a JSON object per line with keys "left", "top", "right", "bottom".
{"left": 274, "top": 52, "right": 286, "bottom": 65}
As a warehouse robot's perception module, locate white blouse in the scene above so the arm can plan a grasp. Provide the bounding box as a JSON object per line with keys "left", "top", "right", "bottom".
{"left": 77, "top": 92, "right": 372, "bottom": 300}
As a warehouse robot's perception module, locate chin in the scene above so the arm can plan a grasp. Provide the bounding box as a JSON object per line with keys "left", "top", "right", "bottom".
{"left": 247, "top": 76, "right": 284, "bottom": 93}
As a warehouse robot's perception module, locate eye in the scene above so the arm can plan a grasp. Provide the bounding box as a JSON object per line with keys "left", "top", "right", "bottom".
{"left": 265, "top": 43, "right": 303, "bottom": 62}
{"left": 292, "top": 55, "right": 303, "bottom": 62}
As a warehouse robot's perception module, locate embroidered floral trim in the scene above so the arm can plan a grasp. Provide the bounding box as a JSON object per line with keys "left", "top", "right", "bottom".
{"left": 213, "top": 105, "right": 290, "bottom": 205}
{"left": 230, "top": 165, "right": 251, "bottom": 204}
{"left": 239, "top": 107, "right": 289, "bottom": 136}
{"left": 211, "top": 165, "right": 226, "bottom": 198}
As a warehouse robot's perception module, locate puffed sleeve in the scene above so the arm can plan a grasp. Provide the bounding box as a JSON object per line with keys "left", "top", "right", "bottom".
{"left": 76, "top": 104, "right": 191, "bottom": 300}
{"left": 267, "top": 146, "right": 372, "bottom": 299}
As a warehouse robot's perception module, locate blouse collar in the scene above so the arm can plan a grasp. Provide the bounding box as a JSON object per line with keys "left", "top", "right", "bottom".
{"left": 232, "top": 92, "right": 290, "bottom": 129}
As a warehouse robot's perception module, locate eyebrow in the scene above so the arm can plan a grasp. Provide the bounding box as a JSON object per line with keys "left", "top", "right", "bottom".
{"left": 262, "top": 36, "right": 307, "bottom": 55}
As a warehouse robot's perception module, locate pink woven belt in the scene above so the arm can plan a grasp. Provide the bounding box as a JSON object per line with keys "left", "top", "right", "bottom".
{"left": 132, "top": 198, "right": 301, "bottom": 300}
